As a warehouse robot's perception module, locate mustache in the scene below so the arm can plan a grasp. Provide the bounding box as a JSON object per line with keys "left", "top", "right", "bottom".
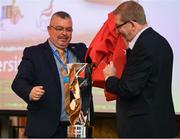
{"left": 57, "top": 35, "right": 68, "bottom": 39}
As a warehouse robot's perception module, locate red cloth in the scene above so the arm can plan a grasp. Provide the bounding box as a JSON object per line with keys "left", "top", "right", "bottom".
{"left": 85, "top": 13, "right": 127, "bottom": 101}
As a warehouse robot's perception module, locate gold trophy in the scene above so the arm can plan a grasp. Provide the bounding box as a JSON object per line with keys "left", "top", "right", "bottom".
{"left": 66, "top": 63, "right": 92, "bottom": 138}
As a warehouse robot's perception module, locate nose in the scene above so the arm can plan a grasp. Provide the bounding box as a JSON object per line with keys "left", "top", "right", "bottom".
{"left": 62, "top": 29, "right": 68, "bottom": 35}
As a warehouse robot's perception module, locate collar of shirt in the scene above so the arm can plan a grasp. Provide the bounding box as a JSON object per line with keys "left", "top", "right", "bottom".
{"left": 128, "top": 26, "right": 149, "bottom": 50}
{"left": 48, "top": 39, "right": 67, "bottom": 53}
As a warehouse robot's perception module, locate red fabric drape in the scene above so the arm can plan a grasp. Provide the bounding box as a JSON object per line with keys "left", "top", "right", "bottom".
{"left": 85, "top": 12, "right": 127, "bottom": 101}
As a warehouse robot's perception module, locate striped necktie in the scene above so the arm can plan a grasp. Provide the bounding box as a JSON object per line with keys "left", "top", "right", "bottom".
{"left": 57, "top": 49, "right": 71, "bottom": 117}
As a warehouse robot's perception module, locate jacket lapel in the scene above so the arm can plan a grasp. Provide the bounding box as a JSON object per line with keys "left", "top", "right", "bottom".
{"left": 67, "top": 43, "right": 84, "bottom": 62}
{"left": 42, "top": 41, "right": 61, "bottom": 90}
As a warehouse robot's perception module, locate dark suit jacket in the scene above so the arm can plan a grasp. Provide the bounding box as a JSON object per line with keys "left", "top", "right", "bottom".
{"left": 105, "top": 28, "right": 177, "bottom": 137}
{"left": 11, "top": 41, "right": 94, "bottom": 137}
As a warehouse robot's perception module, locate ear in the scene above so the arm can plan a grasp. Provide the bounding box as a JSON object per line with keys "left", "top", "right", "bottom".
{"left": 47, "top": 26, "right": 51, "bottom": 30}
{"left": 130, "top": 21, "right": 136, "bottom": 28}
{"left": 130, "top": 21, "right": 137, "bottom": 32}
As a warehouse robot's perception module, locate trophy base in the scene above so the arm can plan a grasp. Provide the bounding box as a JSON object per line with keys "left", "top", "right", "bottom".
{"left": 67, "top": 125, "right": 92, "bottom": 138}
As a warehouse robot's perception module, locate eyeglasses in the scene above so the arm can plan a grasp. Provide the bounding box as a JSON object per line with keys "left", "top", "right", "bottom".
{"left": 49, "top": 25, "right": 73, "bottom": 33}
{"left": 116, "top": 20, "right": 137, "bottom": 29}
{"left": 116, "top": 21, "right": 131, "bottom": 29}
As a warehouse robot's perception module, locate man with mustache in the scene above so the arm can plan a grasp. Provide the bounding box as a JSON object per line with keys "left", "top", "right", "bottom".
{"left": 12, "top": 11, "right": 93, "bottom": 138}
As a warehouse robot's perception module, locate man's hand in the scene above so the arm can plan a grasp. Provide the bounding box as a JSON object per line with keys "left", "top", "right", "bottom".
{"left": 29, "top": 86, "right": 45, "bottom": 101}
{"left": 103, "top": 61, "right": 116, "bottom": 80}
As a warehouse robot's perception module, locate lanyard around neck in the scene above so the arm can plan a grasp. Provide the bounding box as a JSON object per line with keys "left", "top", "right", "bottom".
{"left": 51, "top": 48, "right": 69, "bottom": 72}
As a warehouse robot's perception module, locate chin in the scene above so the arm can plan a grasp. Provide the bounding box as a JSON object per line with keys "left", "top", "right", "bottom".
{"left": 58, "top": 45, "right": 67, "bottom": 49}
{"left": 57, "top": 42, "right": 68, "bottom": 48}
